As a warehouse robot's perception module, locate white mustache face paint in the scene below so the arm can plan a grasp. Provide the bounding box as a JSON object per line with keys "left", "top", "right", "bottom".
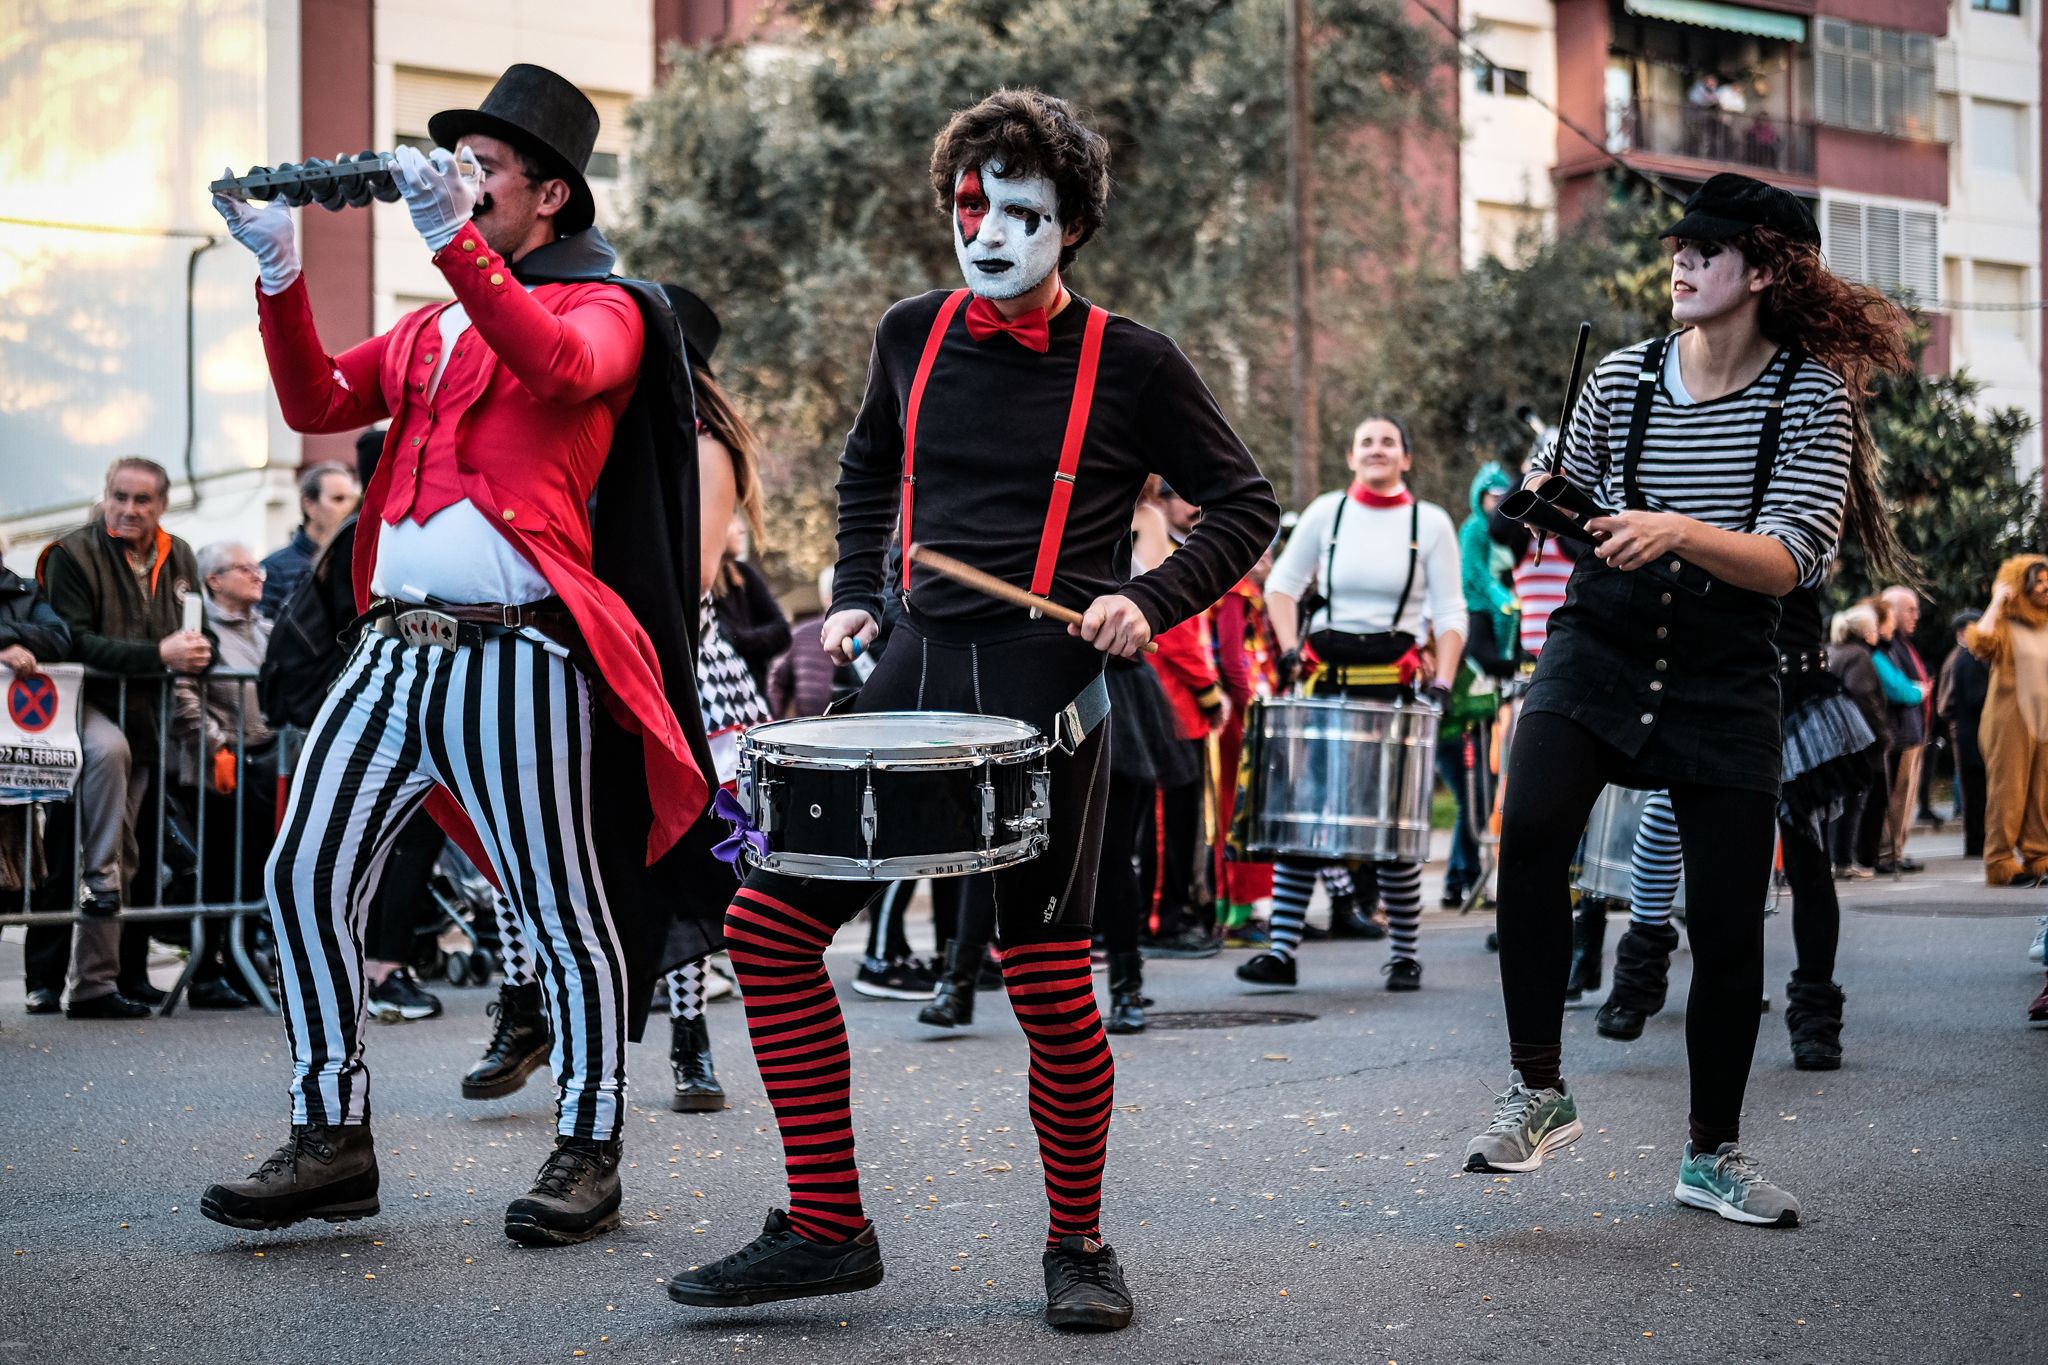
{"left": 953, "top": 163, "right": 1063, "bottom": 301}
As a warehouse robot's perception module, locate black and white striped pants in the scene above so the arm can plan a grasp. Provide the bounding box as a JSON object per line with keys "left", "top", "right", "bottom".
{"left": 265, "top": 629, "right": 630, "bottom": 1140}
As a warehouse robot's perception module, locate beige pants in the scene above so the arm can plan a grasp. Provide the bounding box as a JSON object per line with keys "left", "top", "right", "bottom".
{"left": 1882, "top": 743, "right": 1925, "bottom": 867}
{"left": 67, "top": 706, "right": 148, "bottom": 1004}
{"left": 1981, "top": 716, "right": 2048, "bottom": 885}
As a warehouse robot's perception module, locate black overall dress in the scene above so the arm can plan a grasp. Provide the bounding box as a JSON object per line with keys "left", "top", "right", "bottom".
{"left": 1520, "top": 336, "right": 1805, "bottom": 796}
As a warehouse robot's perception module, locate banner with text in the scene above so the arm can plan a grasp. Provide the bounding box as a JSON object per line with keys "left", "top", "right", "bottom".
{"left": 1, "top": 663, "right": 84, "bottom": 802}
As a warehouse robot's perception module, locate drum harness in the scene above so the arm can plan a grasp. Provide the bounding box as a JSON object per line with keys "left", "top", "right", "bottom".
{"left": 896, "top": 287, "right": 1113, "bottom": 753}
{"left": 1300, "top": 492, "right": 1422, "bottom": 692}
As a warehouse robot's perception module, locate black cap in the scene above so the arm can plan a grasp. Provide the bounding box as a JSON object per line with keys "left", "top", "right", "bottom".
{"left": 1662, "top": 173, "right": 1820, "bottom": 248}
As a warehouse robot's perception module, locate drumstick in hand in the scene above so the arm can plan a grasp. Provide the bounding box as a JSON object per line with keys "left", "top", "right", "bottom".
{"left": 908, "top": 544, "right": 1158, "bottom": 655}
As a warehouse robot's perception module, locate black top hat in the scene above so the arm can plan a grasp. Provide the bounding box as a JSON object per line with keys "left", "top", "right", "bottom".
{"left": 1662, "top": 172, "right": 1820, "bottom": 248}
{"left": 660, "top": 286, "right": 723, "bottom": 370}
{"left": 430, "top": 64, "right": 600, "bottom": 237}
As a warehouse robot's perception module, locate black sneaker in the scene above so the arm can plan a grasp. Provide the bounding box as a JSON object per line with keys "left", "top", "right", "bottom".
{"left": 24, "top": 987, "right": 60, "bottom": 1015}
{"left": 1383, "top": 958, "right": 1423, "bottom": 991}
{"left": 368, "top": 967, "right": 443, "bottom": 1023}
{"left": 201, "top": 1123, "right": 380, "bottom": 1229}
{"left": 463, "top": 982, "right": 551, "bottom": 1100}
{"left": 1142, "top": 927, "right": 1221, "bottom": 960}
{"left": 666, "top": 1208, "right": 884, "bottom": 1307}
{"left": 66, "top": 991, "right": 150, "bottom": 1020}
{"left": 188, "top": 978, "right": 251, "bottom": 1010}
{"left": 1043, "top": 1235, "right": 1135, "bottom": 1331}
{"left": 119, "top": 978, "right": 168, "bottom": 1007}
{"left": 1234, "top": 951, "right": 1297, "bottom": 987}
{"left": 504, "top": 1135, "right": 622, "bottom": 1246}
{"left": 851, "top": 957, "right": 937, "bottom": 1001}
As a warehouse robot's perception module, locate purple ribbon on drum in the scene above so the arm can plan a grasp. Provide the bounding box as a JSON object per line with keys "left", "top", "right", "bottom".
{"left": 710, "top": 787, "right": 768, "bottom": 876}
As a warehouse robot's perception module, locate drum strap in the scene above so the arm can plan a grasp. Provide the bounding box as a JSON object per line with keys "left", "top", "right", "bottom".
{"left": 898, "top": 288, "right": 1110, "bottom": 602}
{"left": 1621, "top": 334, "right": 1806, "bottom": 529}
{"left": 1050, "top": 670, "right": 1112, "bottom": 754}
{"left": 1318, "top": 494, "right": 1420, "bottom": 635}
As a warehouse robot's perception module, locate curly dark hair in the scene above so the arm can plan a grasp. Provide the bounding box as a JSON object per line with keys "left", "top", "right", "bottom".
{"left": 1677, "top": 226, "right": 1917, "bottom": 583}
{"left": 929, "top": 89, "right": 1112, "bottom": 272}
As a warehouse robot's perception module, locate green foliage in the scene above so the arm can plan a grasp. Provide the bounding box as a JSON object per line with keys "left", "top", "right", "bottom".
{"left": 620, "top": 0, "right": 1447, "bottom": 581}
{"left": 1839, "top": 354, "right": 2041, "bottom": 639}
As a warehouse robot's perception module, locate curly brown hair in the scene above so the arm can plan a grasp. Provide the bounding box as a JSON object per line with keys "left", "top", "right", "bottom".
{"left": 929, "top": 90, "right": 1112, "bottom": 272}
{"left": 1685, "top": 226, "right": 1917, "bottom": 583}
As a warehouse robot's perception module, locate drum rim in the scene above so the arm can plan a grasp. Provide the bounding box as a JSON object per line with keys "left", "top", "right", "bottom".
{"left": 742, "top": 831, "right": 1049, "bottom": 881}
{"left": 741, "top": 710, "right": 1052, "bottom": 762}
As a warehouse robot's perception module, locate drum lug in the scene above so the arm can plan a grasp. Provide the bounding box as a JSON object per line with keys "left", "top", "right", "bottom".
{"left": 752, "top": 774, "right": 776, "bottom": 836}
{"left": 1029, "top": 765, "right": 1050, "bottom": 826}
{"left": 977, "top": 780, "right": 996, "bottom": 845}
{"left": 860, "top": 779, "right": 878, "bottom": 854}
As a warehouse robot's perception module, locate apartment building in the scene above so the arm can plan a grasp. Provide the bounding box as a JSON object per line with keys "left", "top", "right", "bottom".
{"left": 1460, "top": 0, "right": 2044, "bottom": 474}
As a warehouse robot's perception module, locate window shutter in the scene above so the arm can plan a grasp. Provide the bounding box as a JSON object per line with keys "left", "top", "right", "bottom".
{"left": 1823, "top": 198, "right": 1941, "bottom": 306}
{"left": 1824, "top": 200, "right": 1865, "bottom": 281}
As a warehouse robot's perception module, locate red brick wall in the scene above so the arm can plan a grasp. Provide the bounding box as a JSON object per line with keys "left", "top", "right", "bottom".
{"left": 1813, "top": 0, "right": 1946, "bottom": 37}
{"left": 1815, "top": 126, "right": 1948, "bottom": 205}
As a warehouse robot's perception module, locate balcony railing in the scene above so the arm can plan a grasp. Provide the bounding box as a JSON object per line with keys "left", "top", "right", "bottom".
{"left": 1607, "top": 98, "right": 1817, "bottom": 177}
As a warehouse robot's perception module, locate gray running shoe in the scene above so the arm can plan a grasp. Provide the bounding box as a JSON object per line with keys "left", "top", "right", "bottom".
{"left": 1674, "top": 1142, "right": 1801, "bottom": 1227}
{"left": 1462, "top": 1071, "right": 1583, "bottom": 1172}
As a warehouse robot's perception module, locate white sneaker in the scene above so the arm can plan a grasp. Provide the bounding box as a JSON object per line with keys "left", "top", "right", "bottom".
{"left": 2029, "top": 916, "right": 2047, "bottom": 965}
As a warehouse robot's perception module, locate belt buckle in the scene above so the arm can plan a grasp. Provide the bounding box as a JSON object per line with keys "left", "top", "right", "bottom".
{"left": 394, "top": 608, "right": 461, "bottom": 651}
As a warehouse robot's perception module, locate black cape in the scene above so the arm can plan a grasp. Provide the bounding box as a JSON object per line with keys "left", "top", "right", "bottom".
{"left": 514, "top": 228, "right": 727, "bottom": 1040}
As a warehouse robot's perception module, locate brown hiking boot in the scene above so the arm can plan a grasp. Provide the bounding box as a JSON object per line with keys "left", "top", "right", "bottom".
{"left": 200, "top": 1124, "right": 380, "bottom": 1230}
{"left": 504, "top": 1135, "right": 622, "bottom": 1246}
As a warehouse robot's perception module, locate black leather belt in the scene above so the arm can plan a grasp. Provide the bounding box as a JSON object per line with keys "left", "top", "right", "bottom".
{"left": 361, "top": 597, "right": 573, "bottom": 652}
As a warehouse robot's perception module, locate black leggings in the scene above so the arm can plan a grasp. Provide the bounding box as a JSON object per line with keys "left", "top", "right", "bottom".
{"left": 1779, "top": 812, "right": 1839, "bottom": 984}
{"left": 1095, "top": 775, "right": 1151, "bottom": 955}
{"left": 1498, "top": 711, "right": 1776, "bottom": 1143}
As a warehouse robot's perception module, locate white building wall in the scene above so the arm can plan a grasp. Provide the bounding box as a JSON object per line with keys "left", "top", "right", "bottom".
{"left": 1460, "top": 0, "right": 1560, "bottom": 267}
{"left": 1941, "top": 0, "right": 2043, "bottom": 476}
{"left": 0, "top": 0, "right": 304, "bottom": 572}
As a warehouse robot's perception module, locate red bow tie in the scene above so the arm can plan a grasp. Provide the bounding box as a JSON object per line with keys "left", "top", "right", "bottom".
{"left": 964, "top": 296, "right": 1051, "bottom": 352}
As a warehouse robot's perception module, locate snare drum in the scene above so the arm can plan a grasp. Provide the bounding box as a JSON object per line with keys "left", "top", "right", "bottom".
{"left": 734, "top": 712, "right": 1052, "bottom": 880}
{"left": 1574, "top": 785, "right": 1685, "bottom": 909}
{"left": 1240, "top": 696, "right": 1437, "bottom": 863}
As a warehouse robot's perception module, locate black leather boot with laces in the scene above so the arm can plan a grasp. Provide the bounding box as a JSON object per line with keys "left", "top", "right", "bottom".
{"left": 1106, "top": 951, "right": 1146, "bottom": 1034}
{"left": 917, "top": 941, "right": 985, "bottom": 1029}
{"left": 463, "top": 981, "right": 551, "bottom": 1100}
{"left": 666, "top": 1208, "right": 884, "bottom": 1307}
{"left": 671, "top": 1014, "right": 726, "bottom": 1112}
{"left": 1042, "top": 1235, "right": 1136, "bottom": 1331}
{"left": 200, "top": 1123, "right": 380, "bottom": 1229}
{"left": 504, "top": 1135, "right": 622, "bottom": 1246}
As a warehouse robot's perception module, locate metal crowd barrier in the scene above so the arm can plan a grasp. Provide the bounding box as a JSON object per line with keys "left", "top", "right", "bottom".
{"left": 1, "top": 668, "right": 283, "bottom": 1015}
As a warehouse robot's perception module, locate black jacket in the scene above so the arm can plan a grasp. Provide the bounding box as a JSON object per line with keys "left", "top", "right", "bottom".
{"left": 712, "top": 559, "right": 791, "bottom": 696}
{"left": 514, "top": 230, "right": 721, "bottom": 1037}
{"left": 0, "top": 566, "right": 70, "bottom": 662}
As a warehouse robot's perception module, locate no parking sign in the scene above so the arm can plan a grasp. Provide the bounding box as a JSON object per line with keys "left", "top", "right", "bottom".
{"left": 1, "top": 663, "right": 83, "bottom": 801}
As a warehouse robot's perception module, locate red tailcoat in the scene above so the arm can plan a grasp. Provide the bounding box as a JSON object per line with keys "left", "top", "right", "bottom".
{"left": 253, "top": 224, "right": 706, "bottom": 861}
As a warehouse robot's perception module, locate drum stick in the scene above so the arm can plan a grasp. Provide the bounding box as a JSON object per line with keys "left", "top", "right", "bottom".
{"left": 908, "top": 544, "right": 1158, "bottom": 655}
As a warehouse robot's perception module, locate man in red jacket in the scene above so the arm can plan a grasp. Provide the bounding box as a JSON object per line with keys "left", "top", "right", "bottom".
{"left": 199, "top": 65, "right": 706, "bottom": 1247}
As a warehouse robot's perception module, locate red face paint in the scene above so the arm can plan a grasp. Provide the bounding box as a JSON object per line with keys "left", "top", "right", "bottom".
{"left": 955, "top": 168, "right": 988, "bottom": 247}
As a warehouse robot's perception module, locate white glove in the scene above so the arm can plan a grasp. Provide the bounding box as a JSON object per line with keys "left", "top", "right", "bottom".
{"left": 392, "top": 144, "right": 477, "bottom": 253}
{"left": 211, "top": 176, "right": 300, "bottom": 294}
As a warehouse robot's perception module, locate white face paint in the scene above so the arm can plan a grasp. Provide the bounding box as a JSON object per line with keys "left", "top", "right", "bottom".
{"left": 953, "top": 163, "right": 1064, "bottom": 301}
{"left": 1669, "top": 239, "right": 1758, "bottom": 324}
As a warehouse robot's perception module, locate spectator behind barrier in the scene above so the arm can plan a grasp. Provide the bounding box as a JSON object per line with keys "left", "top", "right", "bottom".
{"left": 36, "top": 456, "right": 214, "bottom": 1018}
{"left": 1, "top": 529, "right": 73, "bottom": 948}
{"left": 258, "top": 460, "right": 361, "bottom": 619}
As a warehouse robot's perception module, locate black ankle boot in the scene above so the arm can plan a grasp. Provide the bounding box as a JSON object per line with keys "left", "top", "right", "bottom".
{"left": 1106, "top": 951, "right": 1146, "bottom": 1035}
{"left": 917, "top": 941, "right": 985, "bottom": 1028}
{"left": 1783, "top": 978, "right": 1845, "bottom": 1071}
{"left": 671, "top": 1014, "right": 727, "bottom": 1112}
{"left": 201, "top": 1123, "right": 380, "bottom": 1229}
{"left": 1564, "top": 902, "right": 1608, "bottom": 1007}
{"left": 463, "top": 982, "right": 551, "bottom": 1100}
{"left": 505, "top": 1135, "right": 622, "bottom": 1246}
{"left": 1596, "top": 920, "right": 1681, "bottom": 1040}
{"left": 1328, "top": 890, "right": 1386, "bottom": 940}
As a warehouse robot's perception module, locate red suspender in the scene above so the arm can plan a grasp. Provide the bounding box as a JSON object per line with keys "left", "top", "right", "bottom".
{"left": 899, "top": 288, "right": 970, "bottom": 594}
{"left": 1028, "top": 302, "right": 1109, "bottom": 596}
{"left": 898, "top": 291, "right": 1108, "bottom": 603}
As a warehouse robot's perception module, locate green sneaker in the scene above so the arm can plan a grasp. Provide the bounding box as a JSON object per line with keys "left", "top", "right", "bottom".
{"left": 1674, "top": 1142, "right": 1801, "bottom": 1227}
{"left": 1462, "top": 1071, "right": 1584, "bottom": 1173}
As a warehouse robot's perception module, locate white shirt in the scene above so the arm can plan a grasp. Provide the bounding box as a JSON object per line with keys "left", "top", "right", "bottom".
{"left": 370, "top": 301, "right": 554, "bottom": 607}
{"left": 1268, "top": 490, "right": 1467, "bottom": 643}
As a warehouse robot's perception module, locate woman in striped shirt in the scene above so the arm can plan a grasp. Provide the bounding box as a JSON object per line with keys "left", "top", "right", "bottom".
{"left": 1463, "top": 174, "right": 1911, "bottom": 1229}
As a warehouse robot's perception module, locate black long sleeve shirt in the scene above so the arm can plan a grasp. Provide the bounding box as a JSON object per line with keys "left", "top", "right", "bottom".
{"left": 830, "top": 290, "right": 1278, "bottom": 635}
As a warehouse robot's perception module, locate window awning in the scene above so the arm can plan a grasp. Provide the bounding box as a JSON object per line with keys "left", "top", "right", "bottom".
{"left": 1623, "top": 0, "right": 1809, "bottom": 43}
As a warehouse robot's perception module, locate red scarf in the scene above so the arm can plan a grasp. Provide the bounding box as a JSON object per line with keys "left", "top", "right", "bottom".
{"left": 1349, "top": 484, "right": 1413, "bottom": 508}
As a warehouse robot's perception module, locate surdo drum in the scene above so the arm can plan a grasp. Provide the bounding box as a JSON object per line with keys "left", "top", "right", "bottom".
{"left": 734, "top": 712, "right": 1052, "bottom": 880}
{"left": 1574, "top": 784, "right": 1685, "bottom": 910}
{"left": 1240, "top": 696, "right": 1438, "bottom": 863}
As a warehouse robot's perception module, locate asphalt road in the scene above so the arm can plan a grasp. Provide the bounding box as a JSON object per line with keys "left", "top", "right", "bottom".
{"left": 2, "top": 831, "right": 2043, "bottom": 1365}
